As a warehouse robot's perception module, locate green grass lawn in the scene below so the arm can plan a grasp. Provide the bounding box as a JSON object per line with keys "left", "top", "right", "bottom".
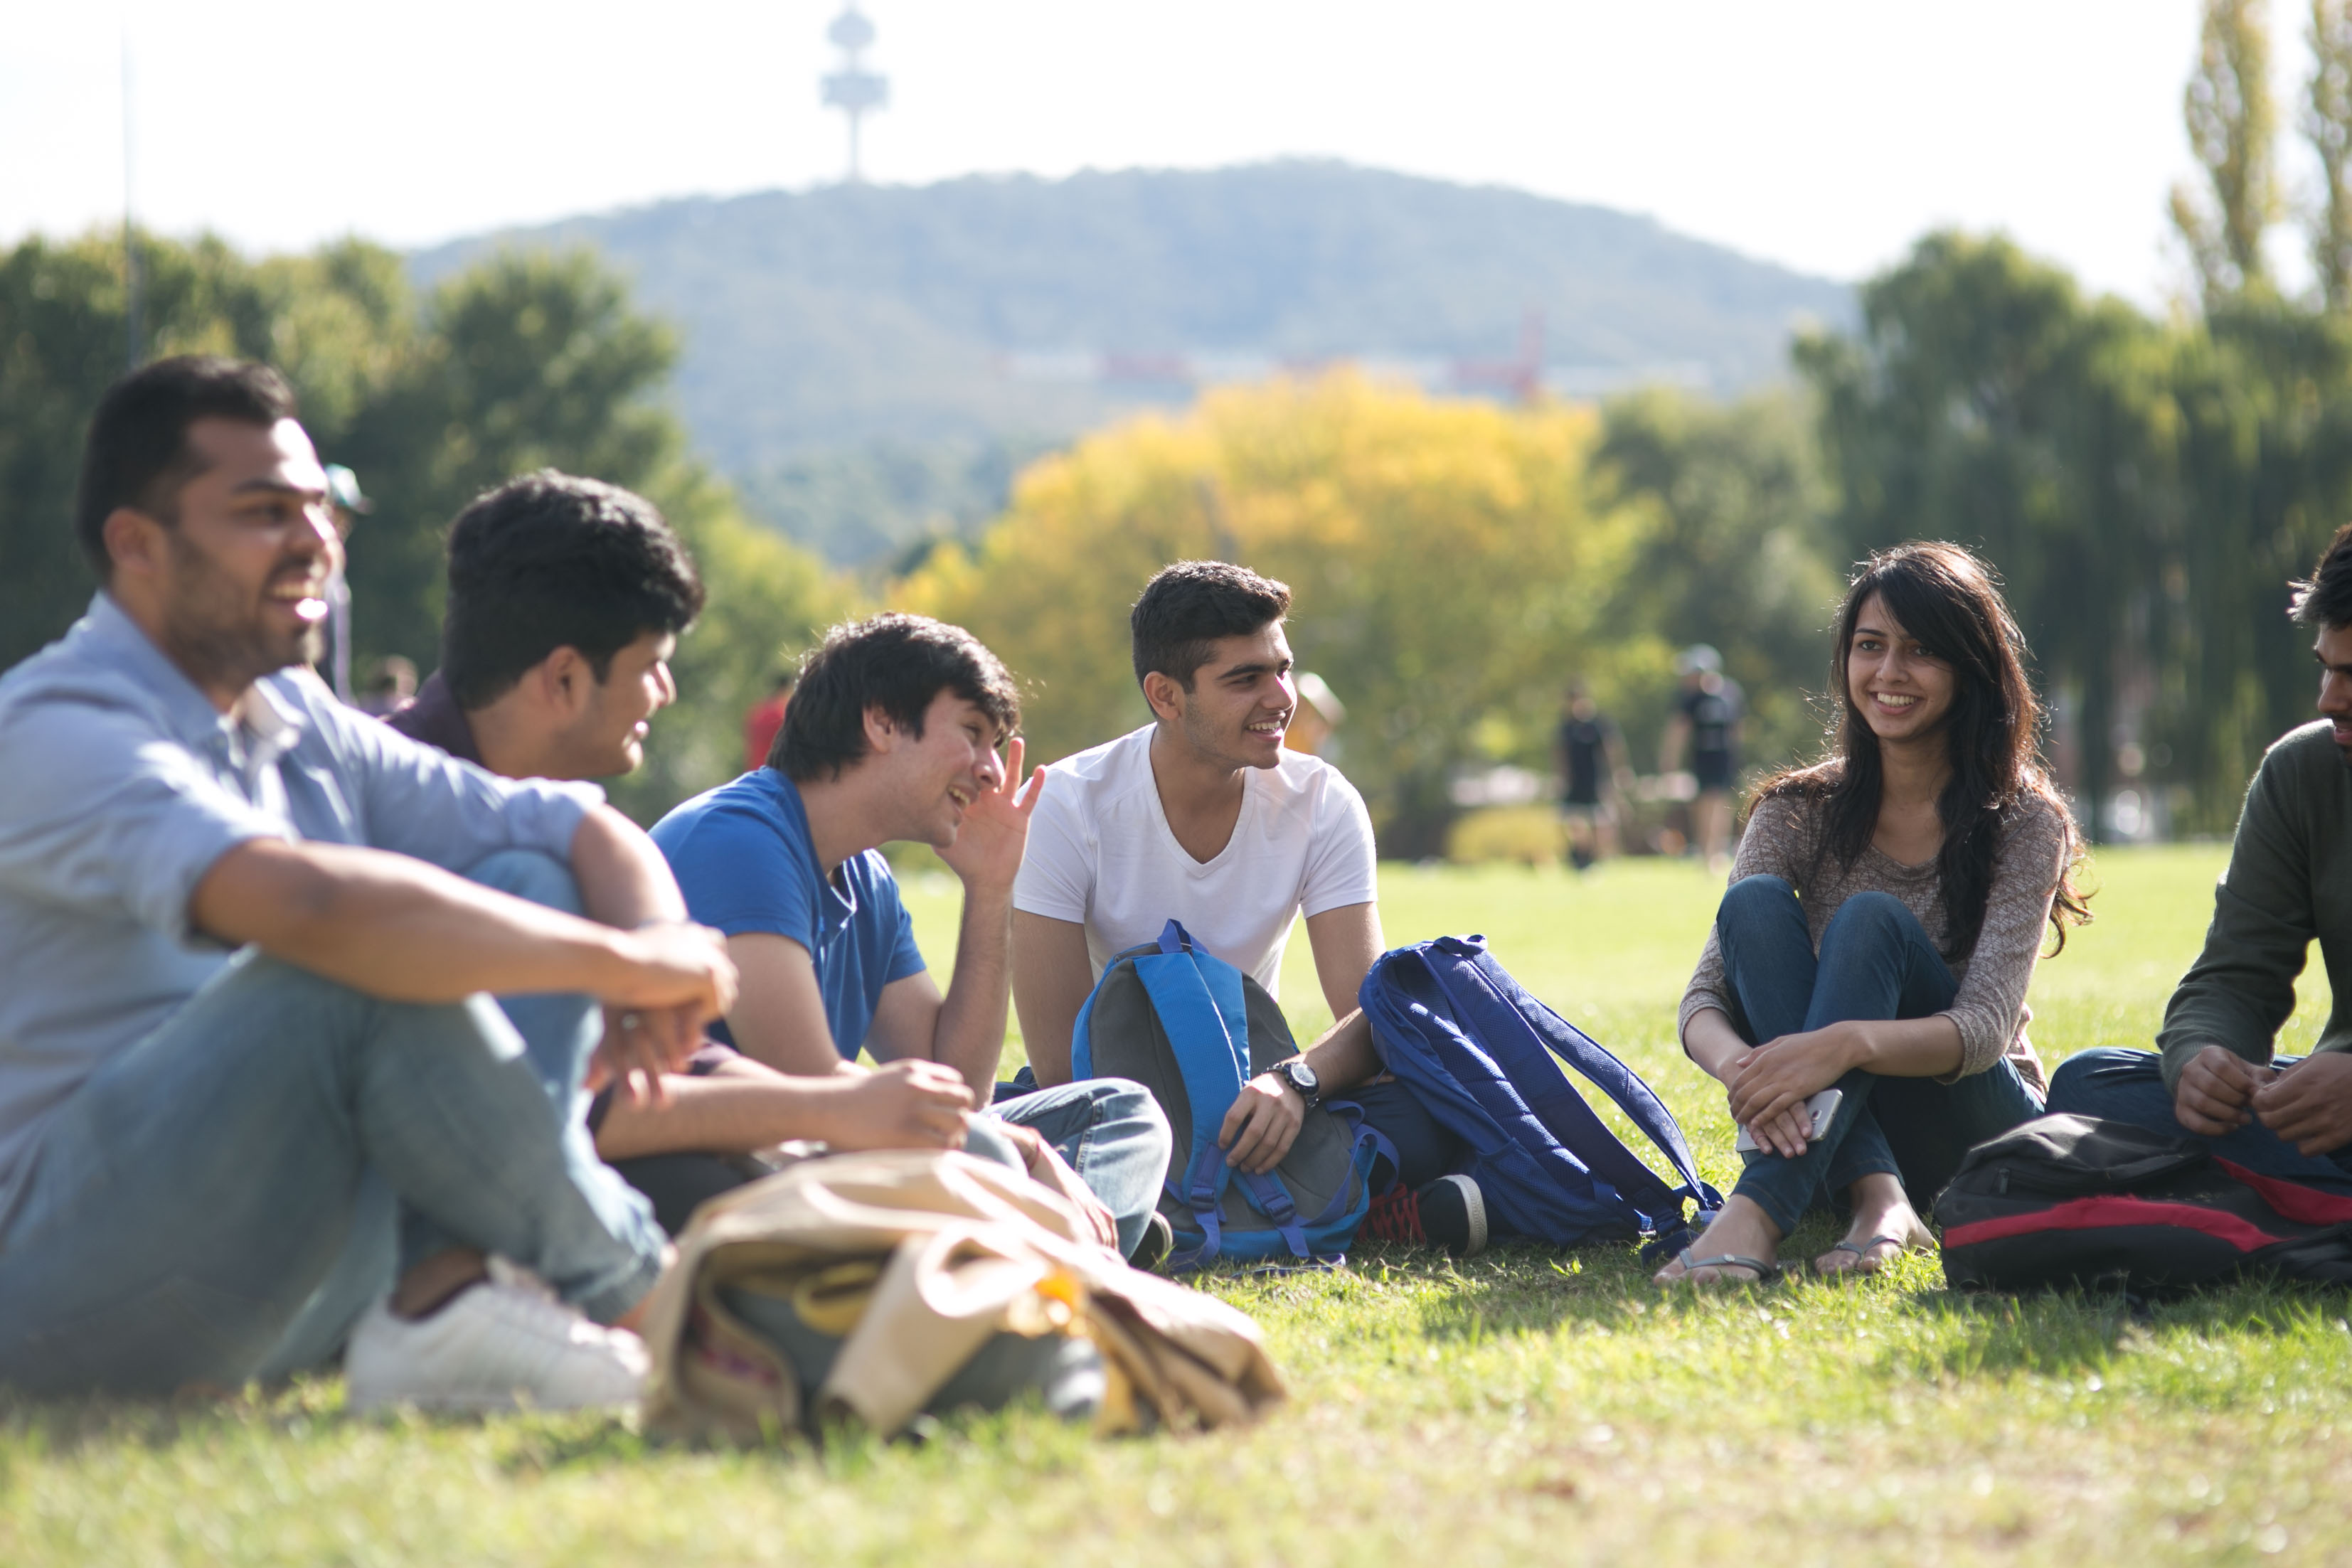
{"left": 9, "top": 846, "right": 2352, "bottom": 1567}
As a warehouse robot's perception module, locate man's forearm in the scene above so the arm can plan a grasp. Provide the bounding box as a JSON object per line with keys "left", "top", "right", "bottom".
{"left": 570, "top": 804, "right": 688, "bottom": 931}
{"left": 934, "top": 882, "right": 1016, "bottom": 1094}
{"left": 1299, "top": 1009, "right": 1382, "bottom": 1092}
{"left": 201, "top": 838, "right": 636, "bottom": 1003}
{"left": 594, "top": 1070, "right": 833, "bottom": 1158}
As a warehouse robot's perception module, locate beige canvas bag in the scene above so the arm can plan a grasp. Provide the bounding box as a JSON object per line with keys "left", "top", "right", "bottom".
{"left": 639, "top": 1148, "right": 1288, "bottom": 1441}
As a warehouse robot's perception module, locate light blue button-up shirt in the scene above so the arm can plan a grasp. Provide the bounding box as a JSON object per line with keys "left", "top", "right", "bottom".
{"left": 0, "top": 594, "right": 602, "bottom": 1220}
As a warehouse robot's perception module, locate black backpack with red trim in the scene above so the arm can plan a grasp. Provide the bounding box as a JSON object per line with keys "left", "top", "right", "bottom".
{"left": 1934, "top": 1114, "right": 2352, "bottom": 1294}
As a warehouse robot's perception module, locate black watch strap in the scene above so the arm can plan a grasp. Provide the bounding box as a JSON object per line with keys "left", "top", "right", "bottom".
{"left": 1275, "top": 1057, "right": 1321, "bottom": 1108}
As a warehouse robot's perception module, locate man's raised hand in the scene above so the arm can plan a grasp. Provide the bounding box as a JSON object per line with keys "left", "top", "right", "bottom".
{"left": 936, "top": 735, "right": 1044, "bottom": 890}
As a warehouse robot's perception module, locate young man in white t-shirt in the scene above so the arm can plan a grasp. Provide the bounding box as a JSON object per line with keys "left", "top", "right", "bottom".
{"left": 1011, "top": 561, "right": 1484, "bottom": 1254}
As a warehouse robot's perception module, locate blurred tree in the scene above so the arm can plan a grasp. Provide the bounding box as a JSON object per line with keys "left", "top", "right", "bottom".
{"left": 0, "top": 233, "right": 845, "bottom": 822}
{"left": 1795, "top": 233, "right": 2181, "bottom": 840}
{"left": 2175, "top": 0, "right": 2282, "bottom": 302}
{"left": 0, "top": 233, "right": 306, "bottom": 668}
{"left": 2164, "top": 299, "right": 2352, "bottom": 821}
{"left": 1591, "top": 386, "right": 1843, "bottom": 780}
{"left": 893, "top": 373, "right": 1641, "bottom": 855}
{"left": 2311, "top": 0, "right": 2352, "bottom": 311}
{"left": 334, "top": 250, "right": 681, "bottom": 666}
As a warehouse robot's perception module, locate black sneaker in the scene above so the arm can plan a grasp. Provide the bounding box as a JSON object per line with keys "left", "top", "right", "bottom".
{"left": 1127, "top": 1210, "right": 1174, "bottom": 1271}
{"left": 1412, "top": 1175, "right": 1489, "bottom": 1259}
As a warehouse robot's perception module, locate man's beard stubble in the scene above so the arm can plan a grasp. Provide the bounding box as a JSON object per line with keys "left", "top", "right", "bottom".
{"left": 157, "top": 534, "right": 322, "bottom": 695}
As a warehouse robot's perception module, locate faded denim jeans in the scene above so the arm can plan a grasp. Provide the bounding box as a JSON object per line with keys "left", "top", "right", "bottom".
{"left": 0, "top": 849, "right": 664, "bottom": 1395}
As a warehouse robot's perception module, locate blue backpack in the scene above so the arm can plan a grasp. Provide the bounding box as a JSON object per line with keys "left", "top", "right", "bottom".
{"left": 1073, "top": 920, "right": 1379, "bottom": 1269}
{"left": 1358, "top": 934, "right": 1720, "bottom": 1257}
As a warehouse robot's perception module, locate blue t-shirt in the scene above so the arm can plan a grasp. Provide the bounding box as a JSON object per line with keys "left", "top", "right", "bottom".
{"left": 650, "top": 769, "right": 927, "bottom": 1060}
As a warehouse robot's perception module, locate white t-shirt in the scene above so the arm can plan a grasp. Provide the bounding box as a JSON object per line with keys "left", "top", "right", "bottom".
{"left": 1013, "top": 725, "right": 1379, "bottom": 996}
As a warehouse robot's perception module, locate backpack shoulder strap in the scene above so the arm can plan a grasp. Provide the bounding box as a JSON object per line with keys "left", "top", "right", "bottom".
{"left": 1371, "top": 937, "right": 1720, "bottom": 1247}
{"left": 1131, "top": 921, "right": 1257, "bottom": 1264}
{"left": 1424, "top": 936, "right": 1715, "bottom": 1212}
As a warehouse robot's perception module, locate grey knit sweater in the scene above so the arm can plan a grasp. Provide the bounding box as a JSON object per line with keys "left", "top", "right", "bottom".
{"left": 1678, "top": 784, "right": 2074, "bottom": 1091}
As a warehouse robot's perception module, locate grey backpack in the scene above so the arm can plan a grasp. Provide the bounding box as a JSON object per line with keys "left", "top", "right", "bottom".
{"left": 1071, "top": 920, "right": 1379, "bottom": 1267}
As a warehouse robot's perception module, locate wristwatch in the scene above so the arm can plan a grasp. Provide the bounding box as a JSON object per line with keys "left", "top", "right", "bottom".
{"left": 1273, "top": 1057, "right": 1321, "bottom": 1108}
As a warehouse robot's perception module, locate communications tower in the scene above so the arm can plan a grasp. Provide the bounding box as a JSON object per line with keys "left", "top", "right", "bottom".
{"left": 821, "top": 4, "right": 888, "bottom": 184}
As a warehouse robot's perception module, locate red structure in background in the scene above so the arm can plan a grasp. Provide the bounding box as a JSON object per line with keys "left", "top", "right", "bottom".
{"left": 744, "top": 679, "right": 792, "bottom": 772}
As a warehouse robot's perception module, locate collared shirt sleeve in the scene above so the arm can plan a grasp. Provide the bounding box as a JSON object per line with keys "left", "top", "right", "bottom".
{"left": 1299, "top": 770, "right": 1378, "bottom": 918}
{"left": 319, "top": 695, "right": 600, "bottom": 870}
{"left": 0, "top": 693, "right": 289, "bottom": 945}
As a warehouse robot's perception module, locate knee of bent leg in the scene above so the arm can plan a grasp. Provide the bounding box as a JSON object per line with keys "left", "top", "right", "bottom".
{"left": 2045, "top": 1045, "right": 2149, "bottom": 1114}
{"left": 1819, "top": 890, "right": 1914, "bottom": 952}
{"left": 463, "top": 848, "right": 582, "bottom": 917}
{"left": 1091, "top": 1078, "right": 1174, "bottom": 1161}
{"left": 1718, "top": 874, "right": 1796, "bottom": 929}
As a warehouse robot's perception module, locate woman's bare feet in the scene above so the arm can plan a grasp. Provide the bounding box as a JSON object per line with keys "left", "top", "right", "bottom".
{"left": 1814, "top": 1173, "right": 1934, "bottom": 1276}
{"left": 1653, "top": 1195, "right": 1784, "bottom": 1286}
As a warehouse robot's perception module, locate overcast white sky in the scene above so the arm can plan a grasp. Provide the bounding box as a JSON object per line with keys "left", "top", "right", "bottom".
{"left": 0, "top": 1, "right": 2329, "bottom": 305}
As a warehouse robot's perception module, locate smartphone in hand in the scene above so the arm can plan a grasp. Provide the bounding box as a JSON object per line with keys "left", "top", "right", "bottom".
{"left": 1733, "top": 1088, "right": 1845, "bottom": 1153}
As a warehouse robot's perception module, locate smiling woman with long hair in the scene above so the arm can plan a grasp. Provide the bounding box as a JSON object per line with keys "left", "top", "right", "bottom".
{"left": 1655, "top": 541, "right": 2089, "bottom": 1286}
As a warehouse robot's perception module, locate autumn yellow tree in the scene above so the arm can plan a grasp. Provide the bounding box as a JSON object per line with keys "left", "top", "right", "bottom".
{"left": 893, "top": 372, "right": 1644, "bottom": 855}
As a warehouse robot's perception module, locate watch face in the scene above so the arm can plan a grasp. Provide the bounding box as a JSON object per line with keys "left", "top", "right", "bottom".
{"left": 1284, "top": 1060, "right": 1319, "bottom": 1096}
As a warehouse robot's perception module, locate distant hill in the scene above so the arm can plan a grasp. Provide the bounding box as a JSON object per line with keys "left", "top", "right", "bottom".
{"left": 413, "top": 161, "right": 1851, "bottom": 560}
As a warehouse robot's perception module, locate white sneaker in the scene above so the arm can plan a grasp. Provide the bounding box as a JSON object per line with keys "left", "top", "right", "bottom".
{"left": 344, "top": 1280, "right": 650, "bottom": 1414}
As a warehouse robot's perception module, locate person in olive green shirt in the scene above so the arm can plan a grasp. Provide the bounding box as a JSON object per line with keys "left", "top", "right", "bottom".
{"left": 2048, "top": 522, "right": 2352, "bottom": 1186}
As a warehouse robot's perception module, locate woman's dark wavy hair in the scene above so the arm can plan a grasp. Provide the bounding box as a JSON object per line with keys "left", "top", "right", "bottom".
{"left": 1756, "top": 540, "right": 2090, "bottom": 957}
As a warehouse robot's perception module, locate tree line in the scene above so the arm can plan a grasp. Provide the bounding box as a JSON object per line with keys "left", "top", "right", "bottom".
{"left": 6, "top": 1, "right": 2351, "bottom": 848}
{"left": 0, "top": 233, "right": 846, "bottom": 822}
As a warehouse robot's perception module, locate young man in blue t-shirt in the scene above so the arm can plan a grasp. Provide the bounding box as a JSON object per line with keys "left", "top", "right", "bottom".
{"left": 651, "top": 614, "right": 1173, "bottom": 1260}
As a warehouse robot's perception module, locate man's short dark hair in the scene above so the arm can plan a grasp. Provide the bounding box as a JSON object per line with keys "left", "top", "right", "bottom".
{"left": 2292, "top": 521, "right": 2352, "bottom": 631}
{"left": 74, "top": 356, "right": 298, "bottom": 580}
{"left": 773, "top": 613, "right": 1019, "bottom": 782}
{"left": 1129, "top": 560, "right": 1292, "bottom": 691}
{"left": 441, "top": 471, "right": 705, "bottom": 709}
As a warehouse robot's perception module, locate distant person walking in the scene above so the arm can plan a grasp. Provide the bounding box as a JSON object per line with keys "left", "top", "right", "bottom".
{"left": 355, "top": 654, "right": 417, "bottom": 717}
{"left": 1660, "top": 644, "right": 1742, "bottom": 872}
{"left": 1555, "top": 681, "right": 1629, "bottom": 870}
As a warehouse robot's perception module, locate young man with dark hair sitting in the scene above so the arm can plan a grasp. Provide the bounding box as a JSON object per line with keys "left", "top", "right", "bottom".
{"left": 0, "top": 358, "right": 735, "bottom": 1407}
{"left": 1010, "top": 560, "right": 1486, "bottom": 1256}
{"left": 650, "top": 614, "right": 1175, "bottom": 1261}
{"left": 2048, "top": 521, "right": 2352, "bottom": 1188}
{"left": 390, "top": 473, "right": 1014, "bottom": 1232}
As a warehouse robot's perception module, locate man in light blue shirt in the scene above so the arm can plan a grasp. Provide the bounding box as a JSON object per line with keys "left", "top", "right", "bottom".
{"left": 0, "top": 357, "right": 736, "bottom": 1406}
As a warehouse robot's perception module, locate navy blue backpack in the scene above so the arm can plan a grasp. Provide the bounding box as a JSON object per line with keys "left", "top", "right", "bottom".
{"left": 1358, "top": 934, "right": 1720, "bottom": 1256}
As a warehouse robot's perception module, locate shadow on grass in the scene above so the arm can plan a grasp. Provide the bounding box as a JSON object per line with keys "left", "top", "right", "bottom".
{"left": 1890, "top": 1272, "right": 2352, "bottom": 1378}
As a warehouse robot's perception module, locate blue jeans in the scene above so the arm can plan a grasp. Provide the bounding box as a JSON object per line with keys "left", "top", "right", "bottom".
{"left": 1714, "top": 875, "right": 2043, "bottom": 1236}
{"left": 2046, "top": 1047, "right": 2352, "bottom": 1195}
{"left": 989, "top": 1078, "right": 1172, "bottom": 1256}
{"left": 0, "top": 850, "right": 666, "bottom": 1396}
